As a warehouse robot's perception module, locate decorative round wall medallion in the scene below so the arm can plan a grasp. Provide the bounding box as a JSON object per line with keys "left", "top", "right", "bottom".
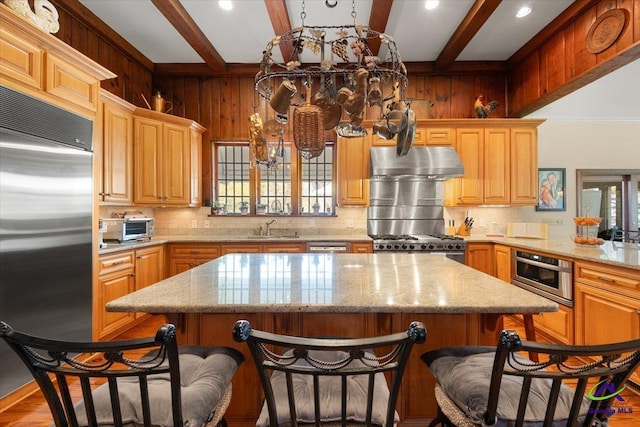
{"left": 586, "top": 9, "right": 627, "bottom": 54}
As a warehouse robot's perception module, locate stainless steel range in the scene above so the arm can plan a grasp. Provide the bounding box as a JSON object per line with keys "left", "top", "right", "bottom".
{"left": 367, "top": 146, "right": 466, "bottom": 263}
{"left": 371, "top": 234, "right": 466, "bottom": 263}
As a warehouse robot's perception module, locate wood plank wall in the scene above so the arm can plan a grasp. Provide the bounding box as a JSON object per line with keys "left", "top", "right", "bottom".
{"left": 507, "top": 0, "right": 640, "bottom": 116}
{"left": 51, "top": 0, "right": 153, "bottom": 106}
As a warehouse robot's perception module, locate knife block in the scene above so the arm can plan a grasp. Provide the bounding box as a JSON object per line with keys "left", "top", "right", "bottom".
{"left": 456, "top": 224, "right": 470, "bottom": 236}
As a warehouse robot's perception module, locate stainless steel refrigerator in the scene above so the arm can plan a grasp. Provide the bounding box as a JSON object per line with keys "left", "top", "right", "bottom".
{"left": 0, "top": 85, "right": 93, "bottom": 398}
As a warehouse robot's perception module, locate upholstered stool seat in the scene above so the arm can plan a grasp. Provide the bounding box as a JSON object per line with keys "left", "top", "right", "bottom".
{"left": 421, "top": 330, "right": 640, "bottom": 427}
{"left": 74, "top": 346, "right": 243, "bottom": 426}
{"left": 1, "top": 322, "right": 244, "bottom": 427}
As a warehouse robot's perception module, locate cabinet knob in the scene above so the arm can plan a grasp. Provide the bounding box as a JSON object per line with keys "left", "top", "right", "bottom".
{"left": 130, "top": 273, "right": 136, "bottom": 277}
{"left": 136, "top": 255, "right": 142, "bottom": 259}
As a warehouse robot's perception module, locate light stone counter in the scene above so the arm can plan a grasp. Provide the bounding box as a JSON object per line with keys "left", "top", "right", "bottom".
{"left": 107, "top": 253, "right": 557, "bottom": 315}
{"left": 468, "top": 236, "right": 639, "bottom": 271}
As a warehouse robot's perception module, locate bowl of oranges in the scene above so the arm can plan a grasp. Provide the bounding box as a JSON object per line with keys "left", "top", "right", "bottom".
{"left": 571, "top": 235, "right": 605, "bottom": 246}
{"left": 573, "top": 216, "right": 601, "bottom": 226}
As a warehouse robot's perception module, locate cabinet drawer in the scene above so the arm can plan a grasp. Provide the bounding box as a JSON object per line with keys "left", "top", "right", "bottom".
{"left": 169, "top": 244, "right": 220, "bottom": 258}
{"left": 0, "top": 27, "right": 43, "bottom": 90}
{"left": 98, "top": 251, "right": 135, "bottom": 276}
{"left": 575, "top": 261, "right": 640, "bottom": 297}
{"left": 423, "top": 128, "right": 453, "bottom": 145}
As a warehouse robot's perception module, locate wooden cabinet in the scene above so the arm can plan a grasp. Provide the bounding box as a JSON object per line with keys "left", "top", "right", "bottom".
{"left": 423, "top": 127, "right": 454, "bottom": 146}
{"left": 451, "top": 127, "right": 484, "bottom": 205}
{"left": 494, "top": 244, "right": 512, "bottom": 283}
{"left": 575, "top": 261, "right": 640, "bottom": 385}
{"left": 167, "top": 243, "right": 221, "bottom": 276}
{"left": 221, "top": 242, "right": 305, "bottom": 255}
{"left": 337, "top": 134, "right": 369, "bottom": 206}
{"left": 133, "top": 245, "right": 164, "bottom": 319}
{"left": 98, "top": 90, "right": 134, "bottom": 205}
{"left": 443, "top": 120, "right": 542, "bottom": 207}
{"left": 0, "top": 6, "right": 114, "bottom": 118}
{"left": 465, "top": 242, "right": 495, "bottom": 276}
{"left": 133, "top": 109, "right": 204, "bottom": 206}
{"left": 96, "top": 251, "right": 136, "bottom": 339}
{"left": 531, "top": 305, "right": 574, "bottom": 344}
{"left": 510, "top": 127, "right": 538, "bottom": 205}
{"left": 350, "top": 242, "right": 373, "bottom": 253}
{"left": 96, "top": 245, "right": 165, "bottom": 339}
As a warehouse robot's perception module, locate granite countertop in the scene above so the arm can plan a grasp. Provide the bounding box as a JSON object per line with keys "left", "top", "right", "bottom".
{"left": 106, "top": 253, "right": 558, "bottom": 315}
{"left": 99, "top": 233, "right": 371, "bottom": 254}
{"left": 467, "top": 236, "right": 639, "bottom": 271}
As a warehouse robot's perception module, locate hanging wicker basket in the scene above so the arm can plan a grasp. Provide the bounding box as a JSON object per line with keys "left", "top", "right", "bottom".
{"left": 293, "top": 85, "right": 325, "bottom": 155}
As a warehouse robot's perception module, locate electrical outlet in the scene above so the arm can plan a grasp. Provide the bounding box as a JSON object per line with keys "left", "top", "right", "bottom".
{"left": 346, "top": 220, "right": 354, "bottom": 228}
{"left": 309, "top": 219, "right": 315, "bottom": 227}
{"left": 204, "top": 220, "right": 210, "bottom": 228}
{"left": 191, "top": 219, "right": 198, "bottom": 228}
{"left": 541, "top": 218, "right": 563, "bottom": 225}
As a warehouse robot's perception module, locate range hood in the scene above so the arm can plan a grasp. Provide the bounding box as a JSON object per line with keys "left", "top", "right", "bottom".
{"left": 370, "top": 146, "right": 464, "bottom": 179}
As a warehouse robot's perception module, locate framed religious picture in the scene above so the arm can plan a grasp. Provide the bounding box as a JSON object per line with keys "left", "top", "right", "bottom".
{"left": 536, "top": 168, "right": 566, "bottom": 211}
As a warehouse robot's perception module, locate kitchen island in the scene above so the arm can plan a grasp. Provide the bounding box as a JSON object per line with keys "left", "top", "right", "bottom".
{"left": 107, "top": 253, "right": 557, "bottom": 426}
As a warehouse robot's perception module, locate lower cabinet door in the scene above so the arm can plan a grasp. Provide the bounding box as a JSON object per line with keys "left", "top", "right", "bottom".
{"left": 98, "top": 272, "right": 135, "bottom": 339}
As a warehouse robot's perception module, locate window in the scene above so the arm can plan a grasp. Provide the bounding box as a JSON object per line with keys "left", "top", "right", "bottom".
{"left": 576, "top": 169, "right": 639, "bottom": 239}
{"left": 214, "top": 141, "right": 335, "bottom": 216}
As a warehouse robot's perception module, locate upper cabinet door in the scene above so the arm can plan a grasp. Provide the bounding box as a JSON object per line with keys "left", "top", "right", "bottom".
{"left": 454, "top": 128, "right": 484, "bottom": 205}
{"left": 337, "top": 135, "right": 369, "bottom": 206}
{"left": 134, "top": 117, "right": 164, "bottom": 204}
{"left": 510, "top": 127, "right": 538, "bottom": 205}
{"left": 101, "top": 93, "right": 134, "bottom": 205}
{"left": 484, "top": 128, "right": 510, "bottom": 205}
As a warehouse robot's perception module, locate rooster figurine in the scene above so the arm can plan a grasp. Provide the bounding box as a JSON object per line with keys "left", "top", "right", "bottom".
{"left": 474, "top": 95, "right": 498, "bottom": 118}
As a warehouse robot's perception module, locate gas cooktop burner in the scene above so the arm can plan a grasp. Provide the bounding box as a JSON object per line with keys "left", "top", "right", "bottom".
{"left": 371, "top": 234, "right": 466, "bottom": 253}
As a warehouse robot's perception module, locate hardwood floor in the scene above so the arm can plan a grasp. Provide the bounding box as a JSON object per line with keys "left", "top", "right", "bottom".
{"left": 1, "top": 315, "right": 638, "bottom": 426}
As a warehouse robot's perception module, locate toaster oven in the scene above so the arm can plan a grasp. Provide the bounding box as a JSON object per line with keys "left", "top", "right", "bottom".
{"left": 101, "top": 218, "right": 155, "bottom": 242}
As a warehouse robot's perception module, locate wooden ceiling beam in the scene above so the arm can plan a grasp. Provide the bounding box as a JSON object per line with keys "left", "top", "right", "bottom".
{"left": 150, "top": 0, "right": 226, "bottom": 72}
{"left": 264, "top": 0, "right": 295, "bottom": 63}
{"left": 435, "top": 0, "right": 502, "bottom": 71}
{"left": 367, "top": 0, "right": 394, "bottom": 55}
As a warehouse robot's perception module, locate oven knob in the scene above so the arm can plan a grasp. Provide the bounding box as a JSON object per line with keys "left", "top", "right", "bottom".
{"left": 428, "top": 243, "right": 435, "bottom": 250}
{"left": 394, "top": 244, "right": 401, "bottom": 250}
{"left": 386, "top": 244, "right": 392, "bottom": 250}
{"left": 420, "top": 244, "right": 427, "bottom": 250}
{"left": 446, "top": 243, "right": 454, "bottom": 250}
{"left": 455, "top": 244, "right": 463, "bottom": 250}
{"left": 401, "top": 244, "right": 409, "bottom": 250}
{"left": 408, "top": 244, "right": 416, "bottom": 250}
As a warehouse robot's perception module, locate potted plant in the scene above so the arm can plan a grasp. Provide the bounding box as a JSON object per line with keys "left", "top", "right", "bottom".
{"left": 255, "top": 201, "right": 267, "bottom": 215}
{"left": 239, "top": 201, "right": 249, "bottom": 215}
{"left": 312, "top": 200, "right": 321, "bottom": 214}
{"left": 211, "top": 200, "right": 224, "bottom": 215}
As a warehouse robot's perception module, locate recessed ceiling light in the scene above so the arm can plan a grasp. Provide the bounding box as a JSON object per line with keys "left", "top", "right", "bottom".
{"left": 516, "top": 6, "right": 532, "bottom": 18}
{"left": 218, "top": 1, "right": 233, "bottom": 11}
{"left": 425, "top": 1, "right": 439, "bottom": 10}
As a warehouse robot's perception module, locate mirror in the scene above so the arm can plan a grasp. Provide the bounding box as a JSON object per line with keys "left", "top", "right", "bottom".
{"left": 576, "top": 169, "right": 640, "bottom": 240}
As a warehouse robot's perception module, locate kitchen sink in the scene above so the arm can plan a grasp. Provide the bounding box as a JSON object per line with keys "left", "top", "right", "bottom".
{"left": 244, "top": 234, "right": 300, "bottom": 239}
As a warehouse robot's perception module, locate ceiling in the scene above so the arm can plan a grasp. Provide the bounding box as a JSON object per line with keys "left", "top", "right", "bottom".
{"left": 77, "top": 0, "right": 637, "bottom": 120}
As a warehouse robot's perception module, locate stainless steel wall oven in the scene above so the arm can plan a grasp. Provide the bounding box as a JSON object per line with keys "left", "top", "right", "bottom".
{"left": 511, "top": 250, "right": 573, "bottom": 306}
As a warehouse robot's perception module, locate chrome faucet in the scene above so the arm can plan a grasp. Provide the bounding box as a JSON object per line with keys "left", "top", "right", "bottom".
{"left": 265, "top": 219, "right": 278, "bottom": 236}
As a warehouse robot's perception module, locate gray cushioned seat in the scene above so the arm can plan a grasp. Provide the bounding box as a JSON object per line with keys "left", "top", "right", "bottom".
{"left": 73, "top": 346, "right": 244, "bottom": 427}
{"left": 421, "top": 346, "right": 591, "bottom": 427}
{"left": 256, "top": 349, "right": 398, "bottom": 427}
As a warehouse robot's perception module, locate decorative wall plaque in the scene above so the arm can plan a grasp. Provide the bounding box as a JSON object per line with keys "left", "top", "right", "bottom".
{"left": 3, "top": 0, "right": 60, "bottom": 33}
{"left": 586, "top": 9, "right": 626, "bottom": 54}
